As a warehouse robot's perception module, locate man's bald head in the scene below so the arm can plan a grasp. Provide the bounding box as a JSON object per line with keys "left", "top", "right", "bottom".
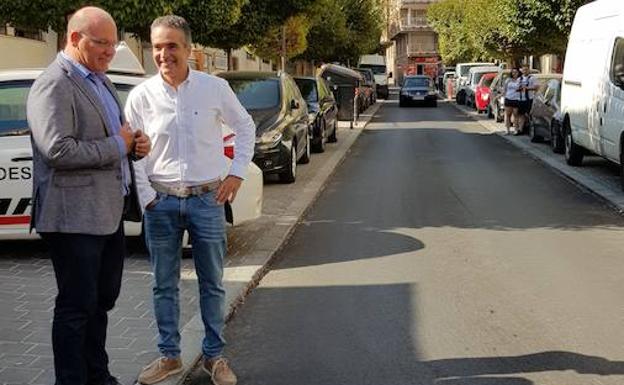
{"left": 67, "top": 6, "right": 116, "bottom": 35}
{"left": 64, "top": 6, "right": 118, "bottom": 73}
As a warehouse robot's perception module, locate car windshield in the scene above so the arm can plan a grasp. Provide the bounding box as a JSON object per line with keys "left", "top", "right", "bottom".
{"left": 473, "top": 72, "right": 495, "bottom": 85}
{"left": 481, "top": 76, "right": 495, "bottom": 88}
{"left": 227, "top": 79, "right": 280, "bottom": 110}
{"left": 294, "top": 79, "right": 318, "bottom": 103}
{"left": 0, "top": 81, "right": 32, "bottom": 137}
{"left": 461, "top": 65, "right": 489, "bottom": 77}
{"left": 356, "top": 70, "right": 373, "bottom": 82}
{"left": 404, "top": 77, "right": 430, "bottom": 87}
{"left": 359, "top": 64, "right": 386, "bottom": 75}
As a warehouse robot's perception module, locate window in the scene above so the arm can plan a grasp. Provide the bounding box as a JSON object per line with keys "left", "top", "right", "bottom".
{"left": 294, "top": 78, "right": 318, "bottom": 103}
{"left": 610, "top": 37, "right": 624, "bottom": 87}
{"left": 227, "top": 78, "right": 280, "bottom": 110}
{"left": 0, "top": 81, "right": 33, "bottom": 137}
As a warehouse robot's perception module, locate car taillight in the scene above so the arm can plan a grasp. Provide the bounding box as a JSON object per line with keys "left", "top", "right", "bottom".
{"left": 223, "top": 133, "right": 235, "bottom": 159}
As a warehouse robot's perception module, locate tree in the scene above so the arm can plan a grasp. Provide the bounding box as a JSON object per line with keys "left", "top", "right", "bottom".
{"left": 203, "top": 0, "right": 315, "bottom": 69}
{"left": 252, "top": 15, "right": 311, "bottom": 68}
{"left": 428, "top": 0, "right": 591, "bottom": 65}
{"left": 0, "top": 0, "right": 244, "bottom": 43}
{"left": 298, "top": 0, "right": 350, "bottom": 63}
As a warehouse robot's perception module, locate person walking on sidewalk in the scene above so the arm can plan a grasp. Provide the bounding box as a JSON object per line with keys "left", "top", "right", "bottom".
{"left": 503, "top": 67, "right": 522, "bottom": 135}
{"left": 125, "top": 15, "right": 255, "bottom": 385}
{"left": 517, "top": 64, "right": 539, "bottom": 135}
{"left": 27, "top": 6, "right": 150, "bottom": 385}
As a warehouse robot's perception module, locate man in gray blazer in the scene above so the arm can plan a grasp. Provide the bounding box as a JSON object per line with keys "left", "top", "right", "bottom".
{"left": 27, "top": 6, "right": 150, "bottom": 385}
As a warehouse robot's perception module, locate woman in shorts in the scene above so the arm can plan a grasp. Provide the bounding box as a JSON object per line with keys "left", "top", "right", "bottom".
{"left": 503, "top": 68, "right": 522, "bottom": 135}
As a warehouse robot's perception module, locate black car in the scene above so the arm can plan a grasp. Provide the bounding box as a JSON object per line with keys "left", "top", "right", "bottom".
{"left": 528, "top": 75, "right": 564, "bottom": 153}
{"left": 294, "top": 76, "right": 339, "bottom": 153}
{"left": 399, "top": 75, "right": 438, "bottom": 107}
{"left": 218, "top": 71, "right": 310, "bottom": 183}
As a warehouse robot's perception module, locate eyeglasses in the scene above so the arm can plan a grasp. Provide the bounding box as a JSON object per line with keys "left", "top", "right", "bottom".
{"left": 79, "top": 32, "right": 119, "bottom": 49}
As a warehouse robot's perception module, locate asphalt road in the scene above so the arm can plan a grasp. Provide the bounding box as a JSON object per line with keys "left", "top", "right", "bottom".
{"left": 188, "top": 99, "right": 624, "bottom": 385}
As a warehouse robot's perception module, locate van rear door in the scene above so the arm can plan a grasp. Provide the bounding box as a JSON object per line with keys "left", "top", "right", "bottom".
{"left": 601, "top": 35, "right": 624, "bottom": 163}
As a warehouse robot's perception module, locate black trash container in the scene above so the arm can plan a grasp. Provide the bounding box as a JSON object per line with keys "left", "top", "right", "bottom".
{"left": 319, "top": 64, "right": 364, "bottom": 124}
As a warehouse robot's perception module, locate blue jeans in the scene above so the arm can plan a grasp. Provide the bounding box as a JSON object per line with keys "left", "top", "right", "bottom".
{"left": 143, "top": 191, "right": 227, "bottom": 359}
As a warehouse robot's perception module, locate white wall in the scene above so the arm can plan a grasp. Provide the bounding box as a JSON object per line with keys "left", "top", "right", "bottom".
{"left": 0, "top": 31, "right": 58, "bottom": 70}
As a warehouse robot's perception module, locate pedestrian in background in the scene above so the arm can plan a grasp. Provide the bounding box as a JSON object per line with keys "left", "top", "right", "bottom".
{"left": 125, "top": 15, "right": 255, "bottom": 385}
{"left": 503, "top": 67, "right": 522, "bottom": 135}
{"left": 518, "top": 64, "right": 539, "bottom": 134}
{"left": 27, "top": 6, "right": 150, "bottom": 385}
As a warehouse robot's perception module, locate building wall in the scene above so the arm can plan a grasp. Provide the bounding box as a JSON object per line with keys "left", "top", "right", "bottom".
{"left": 0, "top": 30, "right": 58, "bottom": 70}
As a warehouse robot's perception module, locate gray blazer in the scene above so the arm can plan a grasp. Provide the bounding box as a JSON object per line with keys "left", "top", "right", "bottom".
{"left": 27, "top": 55, "right": 141, "bottom": 235}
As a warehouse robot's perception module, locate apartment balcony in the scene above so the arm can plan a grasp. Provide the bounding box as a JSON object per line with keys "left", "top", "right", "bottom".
{"left": 389, "top": 17, "right": 433, "bottom": 39}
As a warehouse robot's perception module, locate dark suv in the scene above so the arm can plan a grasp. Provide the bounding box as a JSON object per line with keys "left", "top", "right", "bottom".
{"left": 218, "top": 71, "right": 310, "bottom": 183}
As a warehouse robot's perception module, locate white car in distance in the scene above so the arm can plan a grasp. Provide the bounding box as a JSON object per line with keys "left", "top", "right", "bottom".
{"left": 0, "top": 43, "right": 263, "bottom": 241}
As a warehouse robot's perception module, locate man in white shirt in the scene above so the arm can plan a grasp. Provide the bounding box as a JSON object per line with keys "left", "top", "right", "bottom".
{"left": 518, "top": 64, "right": 539, "bottom": 134}
{"left": 125, "top": 15, "right": 254, "bottom": 385}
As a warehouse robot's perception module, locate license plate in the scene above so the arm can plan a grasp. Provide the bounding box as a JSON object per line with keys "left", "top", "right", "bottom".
{"left": 411, "top": 95, "right": 424, "bottom": 100}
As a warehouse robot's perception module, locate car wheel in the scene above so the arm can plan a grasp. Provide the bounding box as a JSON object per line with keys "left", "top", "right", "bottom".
{"left": 564, "top": 123, "right": 584, "bottom": 166}
{"left": 328, "top": 120, "right": 337, "bottom": 143}
{"left": 529, "top": 117, "right": 542, "bottom": 143}
{"left": 550, "top": 120, "right": 564, "bottom": 154}
{"left": 495, "top": 103, "right": 504, "bottom": 123}
{"left": 279, "top": 143, "right": 297, "bottom": 183}
{"left": 299, "top": 129, "right": 311, "bottom": 164}
{"left": 456, "top": 90, "right": 465, "bottom": 105}
{"left": 312, "top": 120, "right": 326, "bottom": 153}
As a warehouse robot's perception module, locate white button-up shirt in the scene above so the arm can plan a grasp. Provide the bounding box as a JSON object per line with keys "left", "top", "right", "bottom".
{"left": 125, "top": 69, "right": 256, "bottom": 208}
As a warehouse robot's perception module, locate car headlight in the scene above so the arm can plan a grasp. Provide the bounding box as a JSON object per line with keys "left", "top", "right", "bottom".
{"left": 256, "top": 130, "right": 282, "bottom": 147}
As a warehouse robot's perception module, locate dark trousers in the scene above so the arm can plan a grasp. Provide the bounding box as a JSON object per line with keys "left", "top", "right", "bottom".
{"left": 42, "top": 223, "right": 126, "bottom": 385}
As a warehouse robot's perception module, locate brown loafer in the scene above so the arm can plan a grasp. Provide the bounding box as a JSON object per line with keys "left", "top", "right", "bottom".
{"left": 138, "top": 356, "right": 183, "bottom": 385}
{"left": 202, "top": 356, "right": 237, "bottom": 385}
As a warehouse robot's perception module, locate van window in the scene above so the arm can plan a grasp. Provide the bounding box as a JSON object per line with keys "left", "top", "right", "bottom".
{"left": 0, "top": 80, "right": 33, "bottom": 137}
{"left": 610, "top": 38, "right": 624, "bottom": 87}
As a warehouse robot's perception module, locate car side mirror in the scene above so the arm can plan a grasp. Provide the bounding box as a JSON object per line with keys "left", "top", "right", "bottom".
{"left": 615, "top": 73, "right": 624, "bottom": 90}
{"left": 290, "top": 99, "right": 300, "bottom": 110}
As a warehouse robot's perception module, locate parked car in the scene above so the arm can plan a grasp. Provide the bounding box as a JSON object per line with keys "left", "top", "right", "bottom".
{"left": 454, "top": 62, "right": 495, "bottom": 104}
{"left": 359, "top": 54, "right": 390, "bottom": 99}
{"left": 442, "top": 71, "right": 456, "bottom": 99}
{"left": 561, "top": 1, "right": 624, "bottom": 189}
{"left": 399, "top": 75, "right": 438, "bottom": 107}
{"left": 527, "top": 75, "right": 564, "bottom": 151}
{"left": 354, "top": 67, "right": 377, "bottom": 106}
{"left": 488, "top": 68, "right": 539, "bottom": 123}
{"left": 294, "top": 76, "right": 339, "bottom": 153}
{"left": 0, "top": 44, "right": 263, "bottom": 240}
{"left": 218, "top": 71, "right": 310, "bottom": 183}
{"left": 465, "top": 66, "right": 499, "bottom": 109}
{"left": 474, "top": 72, "right": 497, "bottom": 114}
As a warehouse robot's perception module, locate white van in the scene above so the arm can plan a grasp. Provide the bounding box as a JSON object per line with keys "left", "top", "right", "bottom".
{"left": 358, "top": 54, "right": 391, "bottom": 99}
{"left": 454, "top": 62, "right": 495, "bottom": 104}
{"left": 561, "top": 0, "right": 624, "bottom": 188}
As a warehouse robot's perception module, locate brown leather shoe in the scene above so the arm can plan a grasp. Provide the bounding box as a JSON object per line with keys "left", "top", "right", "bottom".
{"left": 202, "top": 357, "right": 237, "bottom": 385}
{"left": 138, "top": 357, "right": 183, "bottom": 385}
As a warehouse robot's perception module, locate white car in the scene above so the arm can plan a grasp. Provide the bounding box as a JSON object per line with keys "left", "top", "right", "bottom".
{"left": 0, "top": 44, "right": 263, "bottom": 240}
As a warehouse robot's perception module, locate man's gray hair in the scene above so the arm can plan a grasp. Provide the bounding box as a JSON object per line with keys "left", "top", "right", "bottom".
{"left": 151, "top": 15, "right": 192, "bottom": 45}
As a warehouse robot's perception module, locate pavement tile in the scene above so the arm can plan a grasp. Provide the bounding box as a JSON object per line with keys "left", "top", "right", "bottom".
{"left": 105, "top": 336, "right": 136, "bottom": 349}
{"left": 0, "top": 354, "right": 38, "bottom": 367}
{"left": 23, "top": 344, "right": 52, "bottom": 356}
{"left": 0, "top": 342, "right": 36, "bottom": 355}
{"left": 0, "top": 329, "right": 31, "bottom": 343}
{"left": 0, "top": 367, "right": 44, "bottom": 384}
{"left": 28, "top": 355, "right": 54, "bottom": 370}
{"left": 23, "top": 329, "right": 51, "bottom": 344}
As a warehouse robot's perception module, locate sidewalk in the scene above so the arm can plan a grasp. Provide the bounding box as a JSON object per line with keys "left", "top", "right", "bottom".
{"left": 0, "top": 100, "right": 383, "bottom": 385}
{"left": 452, "top": 101, "right": 624, "bottom": 213}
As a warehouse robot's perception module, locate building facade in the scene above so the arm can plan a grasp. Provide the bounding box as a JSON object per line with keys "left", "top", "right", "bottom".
{"left": 387, "top": 0, "right": 442, "bottom": 85}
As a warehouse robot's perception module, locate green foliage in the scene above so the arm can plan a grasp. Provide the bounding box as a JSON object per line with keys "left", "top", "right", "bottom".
{"left": 298, "top": 0, "right": 350, "bottom": 62}
{"left": 428, "top": 0, "right": 591, "bottom": 64}
{"left": 252, "top": 14, "right": 311, "bottom": 63}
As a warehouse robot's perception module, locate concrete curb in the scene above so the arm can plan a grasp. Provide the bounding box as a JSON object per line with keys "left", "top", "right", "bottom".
{"left": 153, "top": 101, "right": 384, "bottom": 385}
{"left": 451, "top": 101, "right": 624, "bottom": 214}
